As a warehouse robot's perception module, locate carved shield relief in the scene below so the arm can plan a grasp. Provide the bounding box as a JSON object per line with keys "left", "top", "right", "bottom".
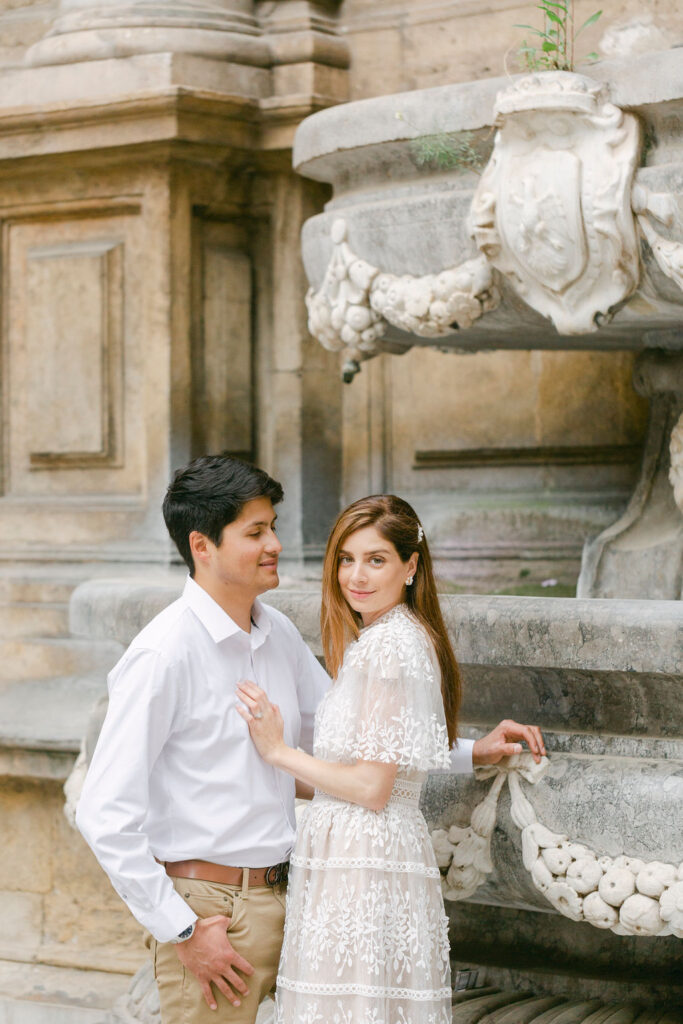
{"left": 470, "top": 73, "right": 641, "bottom": 335}
{"left": 499, "top": 149, "right": 588, "bottom": 294}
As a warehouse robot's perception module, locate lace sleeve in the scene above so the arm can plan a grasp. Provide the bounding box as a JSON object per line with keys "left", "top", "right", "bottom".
{"left": 323, "top": 610, "right": 451, "bottom": 771}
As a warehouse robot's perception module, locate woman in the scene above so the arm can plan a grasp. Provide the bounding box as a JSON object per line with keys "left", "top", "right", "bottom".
{"left": 236, "top": 495, "right": 540, "bottom": 1024}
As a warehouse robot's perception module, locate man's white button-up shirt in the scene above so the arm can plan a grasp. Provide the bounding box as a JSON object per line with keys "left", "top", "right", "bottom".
{"left": 76, "top": 576, "right": 331, "bottom": 943}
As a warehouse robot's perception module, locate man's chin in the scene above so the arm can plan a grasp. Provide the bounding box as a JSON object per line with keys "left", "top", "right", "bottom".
{"left": 261, "top": 569, "right": 279, "bottom": 590}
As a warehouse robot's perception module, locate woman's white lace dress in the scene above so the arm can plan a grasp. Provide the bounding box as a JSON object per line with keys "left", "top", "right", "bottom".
{"left": 275, "top": 603, "right": 452, "bottom": 1024}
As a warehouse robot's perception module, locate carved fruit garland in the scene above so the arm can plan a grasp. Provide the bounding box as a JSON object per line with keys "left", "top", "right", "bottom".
{"left": 431, "top": 753, "right": 683, "bottom": 938}
{"left": 305, "top": 219, "right": 499, "bottom": 379}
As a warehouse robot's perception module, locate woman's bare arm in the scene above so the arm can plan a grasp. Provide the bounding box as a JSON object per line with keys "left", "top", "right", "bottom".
{"left": 236, "top": 681, "right": 397, "bottom": 812}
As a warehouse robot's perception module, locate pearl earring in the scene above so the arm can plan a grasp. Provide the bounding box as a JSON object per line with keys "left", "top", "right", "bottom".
{"left": 406, "top": 575, "right": 414, "bottom": 586}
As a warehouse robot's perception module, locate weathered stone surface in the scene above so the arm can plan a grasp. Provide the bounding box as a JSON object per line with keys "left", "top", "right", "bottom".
{"left": 71, "top": 581, "right": 683, "bottom": 671}
{"left": 0, "top": 959, "right": 130, "bottom": 1024}
{"left": 579, "top": 352, "right": 683, "bottom": 600}
{"left": 0, "top": 781, "right": 57, "bottom": 895}
{"left": 448, "top": 902, "right": 682, "bottom": 1003}
{"left": 0, "top": 778, "right": 145, "bottom": 975}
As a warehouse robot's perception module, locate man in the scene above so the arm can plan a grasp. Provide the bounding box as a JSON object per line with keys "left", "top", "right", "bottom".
{"left": 77, "top": 454, "right": 544, "bottom": 1024}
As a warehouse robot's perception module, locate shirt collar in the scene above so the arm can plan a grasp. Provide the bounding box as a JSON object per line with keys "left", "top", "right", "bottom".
{"left": 182, "top": 576, "right": 272, "bottom": 645}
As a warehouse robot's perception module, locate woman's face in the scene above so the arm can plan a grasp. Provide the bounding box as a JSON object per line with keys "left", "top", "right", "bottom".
{"left": 337, "top": 525, "right": 417, "bottom": 627}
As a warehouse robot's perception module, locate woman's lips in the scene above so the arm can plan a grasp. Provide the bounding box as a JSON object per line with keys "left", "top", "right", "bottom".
{"left": 348, "top": 589, "right": 374, "bottom": 598}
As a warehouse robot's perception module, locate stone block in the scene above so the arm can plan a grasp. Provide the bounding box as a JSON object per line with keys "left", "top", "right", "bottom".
{"left": 0, "top": 780, "right": 56, "bottom": 894}
{"left": 0, "top": 891, "right": 42, "bottom": 956}
{"left": 40, "top": 803, "right": 145, "bottom": 971}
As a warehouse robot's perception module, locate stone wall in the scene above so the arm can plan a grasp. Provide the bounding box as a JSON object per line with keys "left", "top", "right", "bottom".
{"left": 0, "top": 1, "right": 680, "bottom": 586}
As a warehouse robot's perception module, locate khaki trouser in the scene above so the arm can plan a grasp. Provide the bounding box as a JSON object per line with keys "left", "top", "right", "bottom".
{"left": 147, "top": 874, "right": 286, "bottom": 1024}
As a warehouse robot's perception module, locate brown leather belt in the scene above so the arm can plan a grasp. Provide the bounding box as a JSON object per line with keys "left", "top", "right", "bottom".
{"left": 163, "top": 859, "right": 288, "bottom": 888}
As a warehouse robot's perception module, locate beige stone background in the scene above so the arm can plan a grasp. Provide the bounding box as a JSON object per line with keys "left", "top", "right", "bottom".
{"left": 0, "top": 0, "right": 680, "bottom": 1020}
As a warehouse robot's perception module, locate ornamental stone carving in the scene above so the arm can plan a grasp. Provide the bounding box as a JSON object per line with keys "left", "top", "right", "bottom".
{"left": 305, "top": 218, "right": 498, "bottom": 377}
{"left": 469, "top": 72, "right": 641, "bottom": 335}
{"left": 302, "top": 66, "right": 683, "bottom": 379}
{"left": 431, "top": 753, "right": 683, "bottom": 939}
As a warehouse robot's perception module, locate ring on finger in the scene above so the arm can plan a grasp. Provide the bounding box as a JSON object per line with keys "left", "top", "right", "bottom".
{"left": 253, "top": 709, "right": 264, "bottom": 720}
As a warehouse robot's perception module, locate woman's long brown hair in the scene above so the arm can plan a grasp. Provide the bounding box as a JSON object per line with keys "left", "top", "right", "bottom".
{"left": 321, "top": 495, "right": 461, "bottom": 745}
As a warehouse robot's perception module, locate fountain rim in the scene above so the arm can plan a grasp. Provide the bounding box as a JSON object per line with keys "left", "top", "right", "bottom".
{"left": 293, "top": 47, "right": 683, "bottom": 181}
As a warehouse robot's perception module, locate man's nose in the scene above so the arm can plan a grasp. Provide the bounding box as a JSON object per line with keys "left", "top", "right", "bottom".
{"left": 267, "top": 531, "right": 283, "bottom": 555}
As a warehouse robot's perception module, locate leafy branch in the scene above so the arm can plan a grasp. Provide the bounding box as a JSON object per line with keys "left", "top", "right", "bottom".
{"left": 516, "top": 1, "right": 602, "bottom": 72}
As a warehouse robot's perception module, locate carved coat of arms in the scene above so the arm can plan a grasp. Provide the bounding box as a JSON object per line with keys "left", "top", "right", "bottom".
{"left": 469, "top": 72, "right": 641, "bottom": 335}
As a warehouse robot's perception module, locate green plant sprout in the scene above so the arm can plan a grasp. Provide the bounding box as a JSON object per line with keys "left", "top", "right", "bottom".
{"left": 395, "top": 112, "right": 482, "bottom": 171}
{"left": 516, "top": 1, "right": 602, "bottom": 72}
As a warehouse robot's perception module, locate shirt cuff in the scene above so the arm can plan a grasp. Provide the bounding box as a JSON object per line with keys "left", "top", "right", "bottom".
{"left": 132, "top": 888, "right": 198, "bottom": 943}
{"left": 449, "top": 737, "right": 475, "bottom": 774}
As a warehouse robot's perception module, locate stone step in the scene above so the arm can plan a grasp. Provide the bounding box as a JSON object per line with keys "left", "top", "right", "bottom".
{"left": 0, "top": 571, "right": 82, "bottom": 606}
{"left": 0, "top": 638, "right": 122, "bottom": 683}
{"left": 0, "top": 675, "right": 108, "bottom": 754}
{"left": 0, "top": 601, "right": 70, "bottom": 639}
{"left": 0, "top": 960, "right": 128, "bottom": 1024}
{"left": 0, "top": 562, "right": 171, "bottom": 607}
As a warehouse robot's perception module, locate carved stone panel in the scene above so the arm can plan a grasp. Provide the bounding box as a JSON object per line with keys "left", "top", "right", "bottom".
{"left": 191, "top": 220, "right": 253, "bottom": 460}
{"left": 24, "top": 239, "right": 123, "bottom": 468}
{"left": 2, "top": 208, "right": 142, "bottom": 500}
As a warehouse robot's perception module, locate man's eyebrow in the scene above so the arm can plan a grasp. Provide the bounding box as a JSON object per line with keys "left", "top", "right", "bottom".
{"left": 244, "top": 515, "right": 278, "bottom": 528}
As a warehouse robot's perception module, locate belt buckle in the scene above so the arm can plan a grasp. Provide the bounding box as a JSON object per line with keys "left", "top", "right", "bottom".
{"left": 265, "top": 861, "right": 289, "bottom": 888}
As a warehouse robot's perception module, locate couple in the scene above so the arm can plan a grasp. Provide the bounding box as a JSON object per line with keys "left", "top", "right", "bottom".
{"left": 77, "top": 454, "right": 544, "bottom": 1024}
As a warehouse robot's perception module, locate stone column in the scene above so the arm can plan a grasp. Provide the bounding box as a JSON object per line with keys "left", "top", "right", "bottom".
{"left": 578, "top": 350, "right": 683, "bottom": 599}
{"left": 257, "top": 170, "right": 343, "bottom": 571}
{"left": 26, "top": 0, "right": 269, "bottom": 66}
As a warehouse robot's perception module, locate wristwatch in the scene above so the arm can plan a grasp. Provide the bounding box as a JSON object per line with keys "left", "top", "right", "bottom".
{"left": 169, "top": 921, "right": 196, "bottom": 944}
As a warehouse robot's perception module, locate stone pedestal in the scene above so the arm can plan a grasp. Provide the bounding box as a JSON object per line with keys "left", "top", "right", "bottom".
{"left": 578, "top": 350, "right": 683, "bottom": 599}
{"left": 27, "top": 1, "right": 266, "bottom": 66}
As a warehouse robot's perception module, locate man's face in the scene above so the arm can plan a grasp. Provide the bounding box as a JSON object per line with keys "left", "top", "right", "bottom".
{"left": 198, "top": 497, "right": 282, "bottom": 598}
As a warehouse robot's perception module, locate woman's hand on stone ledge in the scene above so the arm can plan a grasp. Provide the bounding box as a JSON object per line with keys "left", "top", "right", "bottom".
{"left": 472, "top": 720, "right": 545, "bottom": 766}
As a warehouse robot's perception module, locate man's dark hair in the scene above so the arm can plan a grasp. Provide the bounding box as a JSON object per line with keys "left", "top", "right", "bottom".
{"left": 162, "top": 454, "right": 284, "bottom": 574}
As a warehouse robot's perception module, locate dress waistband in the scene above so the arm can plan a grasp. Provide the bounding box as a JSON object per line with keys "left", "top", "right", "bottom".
{"left": 314, "top": 777, "right": 422, "bottom": 809}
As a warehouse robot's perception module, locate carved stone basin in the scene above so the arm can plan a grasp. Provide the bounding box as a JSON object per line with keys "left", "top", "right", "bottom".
{"left": 294, "top": 50, "right": 683, "bottom": 601}
{"left": 294, "top": 49, "right": 683, "bottom": 360}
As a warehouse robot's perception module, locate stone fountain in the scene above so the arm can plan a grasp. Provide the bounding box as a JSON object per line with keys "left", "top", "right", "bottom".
{"left": 288, "top": 48, "right": 683, "bottom": 1020}
{"left": 295, "top": 49, "right": 683, "bottom": 603}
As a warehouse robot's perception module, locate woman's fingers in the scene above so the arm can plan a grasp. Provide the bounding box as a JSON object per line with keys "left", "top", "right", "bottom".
{"left": 236, "top": 680, "right": 265, "bottom": 700}
{"left": 237, "top": 691, "right": 259, "bottom": 712}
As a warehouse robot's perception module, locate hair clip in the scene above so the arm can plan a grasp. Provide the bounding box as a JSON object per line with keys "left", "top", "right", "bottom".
{"left": 417, "top": 524, "right": 424, "bottom": 543}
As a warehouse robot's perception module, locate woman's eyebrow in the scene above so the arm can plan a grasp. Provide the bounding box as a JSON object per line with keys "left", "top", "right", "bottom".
{"left": 340, "top": 548, "right": 391, "bottom": 556}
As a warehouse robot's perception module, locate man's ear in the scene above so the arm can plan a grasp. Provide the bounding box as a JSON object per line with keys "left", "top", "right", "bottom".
{"left": 189, "top": 531, "right": 211, "bottom": 568}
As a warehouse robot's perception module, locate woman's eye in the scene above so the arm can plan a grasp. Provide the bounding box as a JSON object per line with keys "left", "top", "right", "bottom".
{"left": 249, "top": 531, "right": 262, "bottom": 538}
{"left": 370, "top": 558, "right": 385, "bottom": 566}
{"left": 339, "top": 556, "right": 352, "bottom": 565}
